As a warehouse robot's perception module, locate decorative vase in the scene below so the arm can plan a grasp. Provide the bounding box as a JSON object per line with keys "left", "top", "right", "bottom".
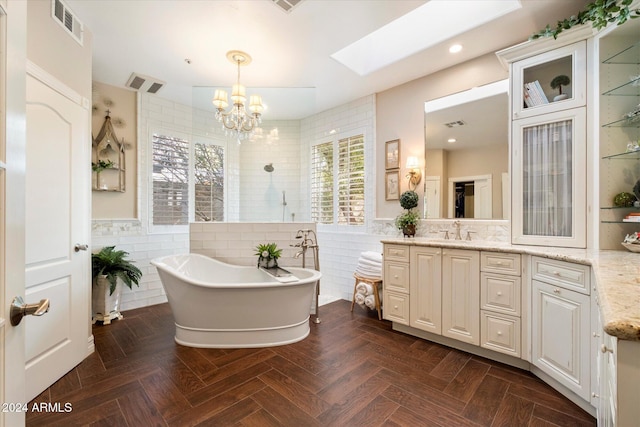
{"left": 402, "top": 224, "right": 416, "bottom": 238}
{"left": 92, "top": 275, "right": 124, "bottom": 324}
{"left": 258, "top": 256, "right": 277, "bottom": 269}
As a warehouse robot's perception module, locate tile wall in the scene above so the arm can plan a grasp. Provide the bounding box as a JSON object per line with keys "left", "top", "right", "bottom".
{"left": 92, "top": 91, "right": 509, "bottom": 312}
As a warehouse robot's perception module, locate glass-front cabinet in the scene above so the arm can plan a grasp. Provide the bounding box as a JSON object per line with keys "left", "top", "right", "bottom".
{"left": 512, "top": 109, "right": 586, "bottom": 247}
{"left": 499, "top": 36, "right": 589, "bottom": 248}
{"left": 512, "top": 41, "right": 587, "bottom": 120}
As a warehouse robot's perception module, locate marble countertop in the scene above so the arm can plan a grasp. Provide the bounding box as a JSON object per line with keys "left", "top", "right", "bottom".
{"left": 381, "top": 237, "right": 640, "bottom": 341}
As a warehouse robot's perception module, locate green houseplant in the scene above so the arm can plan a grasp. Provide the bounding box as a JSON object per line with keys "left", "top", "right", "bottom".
{"left": 530, "top": 0, "right": 640, "bottom": 40}
{"left": 550, "top": 75, "right": 571, "bottom": 101}
{"left": 91, "top": 246, "right": 142, "bottom": 324}
{"left": 255, "top": 242, "right": 282, "bottom": 268}
{"left": 395, "top": 190, "right": 420, "bottom": 237}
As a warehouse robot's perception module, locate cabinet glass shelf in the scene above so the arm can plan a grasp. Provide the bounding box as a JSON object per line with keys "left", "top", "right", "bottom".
{"left": 601, "top": 151, "right": 640, "bottom": 160}
{"left": 601, "top": 116, "right": 640, "bottom": 128}
{"left": 602, "top": 40, "right": 640, "bottom": 64}
{"left": 600, "top": 206, "right": 639, "bottom": 210}
{"left": 602, "top": 76, "right": 640, "bottom": 96}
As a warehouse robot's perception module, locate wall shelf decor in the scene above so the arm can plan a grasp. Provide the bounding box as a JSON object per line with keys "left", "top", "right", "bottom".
{"left": 92, "top": 111, "right": 125, "bottom": 192}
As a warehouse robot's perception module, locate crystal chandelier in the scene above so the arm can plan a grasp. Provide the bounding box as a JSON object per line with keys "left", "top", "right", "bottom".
{"left": 212, "top": 50, "right": 264, "bottom": 142}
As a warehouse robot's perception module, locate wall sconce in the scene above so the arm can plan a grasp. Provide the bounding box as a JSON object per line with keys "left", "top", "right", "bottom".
{"left": 405, "top": 156, "right": 422, "bottom": 190}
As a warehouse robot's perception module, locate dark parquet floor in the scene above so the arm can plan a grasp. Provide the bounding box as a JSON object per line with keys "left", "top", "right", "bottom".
{"left": 26, "top": 300, "right": 596, "bottom": 426}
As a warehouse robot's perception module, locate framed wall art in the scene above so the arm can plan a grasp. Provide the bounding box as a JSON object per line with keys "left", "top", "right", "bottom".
{"left": 385, "top": 139, "right": 400, "bottom": 170}
{"left": 385, "top": 170, "right": 400, "bottom": 200}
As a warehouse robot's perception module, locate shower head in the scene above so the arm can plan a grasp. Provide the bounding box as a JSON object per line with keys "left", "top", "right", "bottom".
{"left": 264, "top": 163, "right": 274, "bottom": 172}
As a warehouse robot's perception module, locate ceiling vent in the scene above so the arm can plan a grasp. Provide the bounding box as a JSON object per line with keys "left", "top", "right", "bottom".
{"left": 271, "top": 0, "right": 303, "bottom": 13}
{"left": 51, "top": 0, "right": 83, "bottom": 45}
{"left": 125, "top": 73, "right": 165, "bottom": 94}
{"left": 444, "top": 120, "right": 466, "bottom": 128}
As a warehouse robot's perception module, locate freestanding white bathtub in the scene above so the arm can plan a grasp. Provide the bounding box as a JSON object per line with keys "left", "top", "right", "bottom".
{"left": 151, "top": 253, "right": 322, "bottom": 348}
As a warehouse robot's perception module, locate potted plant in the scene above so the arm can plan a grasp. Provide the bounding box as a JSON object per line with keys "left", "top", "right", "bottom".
{"left": 255, "top": 242, "right": 282, "bottom": 268}
{"left": 395, "top": 190, "right": 420, "bottom": 237}
{"left": 550, "top": 75, "right": 571, "bottom": 101}
{"left": 91, "top": 246, "right": 142, "bottom": 324}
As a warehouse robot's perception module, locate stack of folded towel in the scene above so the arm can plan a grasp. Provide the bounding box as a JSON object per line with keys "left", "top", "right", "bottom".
{"left": 354, "top": 281, "right": 376, "bottom": 309}
{"left": 354, "top": 251, "right": 382, "bottom": 279}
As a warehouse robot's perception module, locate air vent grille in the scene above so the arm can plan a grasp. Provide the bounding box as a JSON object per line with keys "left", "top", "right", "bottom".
{"left": 444, "top": 120, "right": 466, "bottom": 128}
{"left": 51, "top": 0, "right": 83, "bottom": 45}
{"left": 271, "top": 0, "right": 303, "bottom": 13}
{"left": 125, "top": 73, "right": 166, "bottom": 94}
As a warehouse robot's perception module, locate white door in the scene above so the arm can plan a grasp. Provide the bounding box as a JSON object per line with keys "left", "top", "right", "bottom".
{"left": 24, "top": 65, "right": 91, "bottom": 401}
{"left": 424, "top": 176, "right": 440, "bottom": 218}
{"left": 1, "top": 1, "right": 27, "bottom": 425}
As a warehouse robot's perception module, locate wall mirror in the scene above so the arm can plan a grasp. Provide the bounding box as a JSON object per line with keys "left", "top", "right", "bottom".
{"left": 424, "top": 79, "right": 509, "bottom": 220}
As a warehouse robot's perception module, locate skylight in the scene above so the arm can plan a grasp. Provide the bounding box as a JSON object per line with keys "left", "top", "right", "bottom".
{"left": 331, "top": 0, "right": 522, "bottom": 76}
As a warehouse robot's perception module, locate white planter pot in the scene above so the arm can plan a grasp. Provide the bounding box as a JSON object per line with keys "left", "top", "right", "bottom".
{"left": 92, "top": 275, "right": 124, "bottom": 324}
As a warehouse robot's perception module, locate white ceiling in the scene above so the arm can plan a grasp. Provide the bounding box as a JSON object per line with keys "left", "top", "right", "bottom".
{"left": 67, "top": 0, "right": 588, "bottom": 120}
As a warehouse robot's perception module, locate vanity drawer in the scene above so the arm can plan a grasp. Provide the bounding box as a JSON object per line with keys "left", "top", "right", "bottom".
{"left": 481, "top": 252, "right": 521, "bottom": 276}
{"left": 384, "top": 261, "right": 410, "bottom": 293}
{"left": 383, "top": 291, "right": 409, "bottom": 325}
{"left": 531, "top": 256, "right": 590, "bottom": 294}
{"left": 481, "top": 272, "right": 521, "bottom": 316}
{"left": 481, "top": 311, "right": 521, "bottom": 358}
{"left": 384, "top": 244, "right": 410, "bottom": 262}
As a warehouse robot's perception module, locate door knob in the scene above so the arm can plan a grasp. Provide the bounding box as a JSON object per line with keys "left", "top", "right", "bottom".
{"left": 10, "top": 296, "right": 50, "bottom": 326}
{"left": 74, "top": 243, "right": 88, "bottom": 252}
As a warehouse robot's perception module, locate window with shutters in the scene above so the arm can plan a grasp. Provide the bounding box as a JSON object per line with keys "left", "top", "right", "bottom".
{"left": 151, "top": 133, "right": 225, "bottom": 229}
{"left": 311, "top": 134, "right": 365, "bottom": 226}
{"left": 311, "top": 142, "right": 334, "bottom": 224}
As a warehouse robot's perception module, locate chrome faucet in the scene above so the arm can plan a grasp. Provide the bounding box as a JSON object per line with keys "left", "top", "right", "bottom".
{"left": 453, "top": 220, "right": 462, "bottom": 240}
{"left": 291, "top": 229, "right": 321, "bottom": 323}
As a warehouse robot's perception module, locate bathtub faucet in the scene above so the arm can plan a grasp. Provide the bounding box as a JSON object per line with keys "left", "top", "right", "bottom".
{"left": 294, "top": 229, "right": 321, "bottom": 324}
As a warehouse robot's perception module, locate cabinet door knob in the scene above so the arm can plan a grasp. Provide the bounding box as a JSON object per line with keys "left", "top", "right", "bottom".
{"left": 600, "top": 344, "right": 613, "bottom": 354}
{"left": 497, "top": 331, "right": 503, "bottom": 336}
{"left": 394, "top": 305, "right": 399, "bottom": 310}
{"left": 553, "top": 288, "right": 561, "bottom": 294}
{"left": 593, "top": 332, "right": 601, "bottom": 338}
{"left": 394, "top": 275, "right": 399, "bottom": 279}
{"left": 552, "top": 270, "right": 561, "bottom": 276}
{"left": 497, "top": 291, "right": 503, "bottom": 296}
{"left": 592, "top": 392, "right": 600, "bottom": 398}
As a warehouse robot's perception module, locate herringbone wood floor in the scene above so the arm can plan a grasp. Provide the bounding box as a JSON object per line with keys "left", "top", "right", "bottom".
{"left": 27, "top": 300, "right": 595, "bottom": 426}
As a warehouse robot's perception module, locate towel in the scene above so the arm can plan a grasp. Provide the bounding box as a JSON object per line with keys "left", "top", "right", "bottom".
{"left": 356, "top": 282, "right": 373, "bottom": 296}
{"left": 354, "top": 292, "right": 366, "bottom": 307}
{"left": 364, "top": 295, "right": 376, "bottom": 309}
{"left": 361, "top": 251, "right": 382, "bottom": 263}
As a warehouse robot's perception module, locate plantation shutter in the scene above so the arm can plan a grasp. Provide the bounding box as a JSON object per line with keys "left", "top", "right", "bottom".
{"left": 337, "top": 134, "right": 365, "bottom": 225}
{"left": 311, "top": 142, "right": 334, "bottom": 224}
{"left": 152, "top": 134, "right": 189, "bottom": 225}
{"left": 194, "top": 143, "right": 225, "bottom": 222}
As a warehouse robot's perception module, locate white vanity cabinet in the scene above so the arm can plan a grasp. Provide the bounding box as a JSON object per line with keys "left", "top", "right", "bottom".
{"left": 382, "top": 244, "right": 410, "bottom": 325}
{"left": 593, "top": 288, "right": 640, "bottom": 426}
{"left": 441, "top": 249, "right": 480, "bottom": 345}
{"left": 531, "top": 256, "right": 591, "bottom": 400}
{"left": 409, "top": 246, "right": 442, "bottom": 334}
{"left": 480, "top": 252, "right": 522, "bottom": 357}
{"left": 408, "top": 247, "right": 479, "bottom": 345}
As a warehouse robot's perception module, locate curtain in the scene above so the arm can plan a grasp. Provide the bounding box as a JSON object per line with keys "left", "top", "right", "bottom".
{"left": 522, "top": 119, "right": 572, "bottom": 237}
